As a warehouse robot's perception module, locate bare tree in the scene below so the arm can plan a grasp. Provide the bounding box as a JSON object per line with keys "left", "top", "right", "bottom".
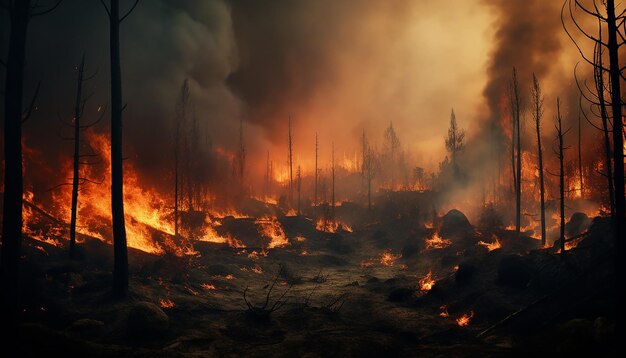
{"left": 65, "top": 55, "right": 104, "bottom": 259}
{"left": 509, "top": 68, "right": 522, "bottom": 236}
{"left": 314, "top": 133, "right": 318, "bottom": 206}
{"left": 444, "top": 108, "right": 465, "bottom": 178}
{"left": 554, "top": 98, "right": 570, "bottom": 257}
{"left": 99, "top": 0, "right": 141, "bottom": 298}
{"left": 297, "top": 165, "right": 302, "bottom": 215}
{"left": 384, "top": 122, "right": 400, "bottom": 190}
{"left": 1, "top": 0, "right": 62, "bottom": 331}
{"left": 331, "top": 141, "right": 335, "bottom": 214}
{"left": 531, "top": 73, "right": 547, "bottom": 246}
{"left": 288, "top": 116, "right": 293, "bottom": 207}
{"left": 577, "top": 104, "right": 584, "bottom": 198}
{"left": 174, "top": 79, "right": 190, "bottom": 238}
{"left": 562, "top": 0, "right": 625, "bottom": 323}
{"left": 365, "top": 143, "right": 376, "bottom": 210}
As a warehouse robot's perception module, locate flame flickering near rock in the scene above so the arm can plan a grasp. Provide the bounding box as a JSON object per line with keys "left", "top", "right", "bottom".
{"left": 255, "top": 216, "right": 289, "bottom": 248}
{"left": 425, "top": 232, "right": 451, "bottom": 250}
{"left": 477, "top": 236, "right": 501, "bottom": 251}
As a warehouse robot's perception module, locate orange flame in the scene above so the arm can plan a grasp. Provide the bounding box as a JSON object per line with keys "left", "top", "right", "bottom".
{"left": 425, "top": 232, "right": 451, "bottom": 250}
{"left": 159, "top": 298, "right": 175, "bottom": 309}
{"left": 477, "top": 235, "right": 501, "bottom": 251}
{"left": 456, "top": 311, "right": 474, "bottom": 326}
{"left": 419, "top": 271, "right": 436, "bottom": 292}
{"left": 255, "top": 216, "right": 289, "bottom": 248}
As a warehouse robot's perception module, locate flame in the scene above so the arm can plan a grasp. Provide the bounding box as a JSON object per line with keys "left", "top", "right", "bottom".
{"left": 477, "top": 235, "right": 501, "bottom": 251}
{"left": 285, "top": 208, "right": 298, "bottom": 216}
{"left": 316, "top": 218, "right": 339, "bottom": 233}
{"left": 255, "top": 216, "right": 289, "bottom": 248}
{"left": 247, "top": 250, "right": 268, "bottom": 259}
{"left": 439, "top": 305, "right": 449, "bottom": 317}
{"left": 380, "top": 251, "right": 402, "bottom": 266}
{"left": 159, "top": 298, "right": 175, "bottom": 309}
{"left": 252, "top": 196, "right": 278, "bottom": 205}
{"left": 456, "top": 311, "right": 474, "bottom": 327}
{"left": 419, "top": 271, "right": 435, "bottom": 292}
{"left": 341, "top": 223, "right": 353, "bottom": 232}
{"left": 425, "top": 232, "right": 451, "bottom": 250}
{"left": 201, "top": 283, "right": 216, "bottom": 290}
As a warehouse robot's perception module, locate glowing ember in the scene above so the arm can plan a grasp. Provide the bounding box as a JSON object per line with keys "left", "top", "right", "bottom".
{"left": 198, "top": 221, "right": 245, "bottom": 248}
{"left": 439, "top": 305, "right": 449, "bottom": 317}
{"left": 295, "top": 235, "right": 307, "bottom": 242}
{"left": 255, "top": 216, "right": 289, "bottom": 248}
{"left": 247, "top": 250, "right": 268, "bottom": 259}
{"left": 299, "top": 250, "right": 309, "bottom": 256}
{"left": 419, "top": 271, "right": 436, "bottom": 292}
{"left": 285, "top": 208, "right": 298, "bottom": 216}
{"left": 201, "top": 283, "right": 216, "bottom": 290}
{"left": 251, "top": 265, "right": 263, "bottom": 274}
{"left": 341, "top": 223, "right": 353, "bottom": 232}
{"left": 425, "top": 232, "right": 451, "bottom": 250}
{"left": 159, "top": 298, "right": 175, "bottom": 309}
{"left": 477, "top": 236, "right": 501, "bottom": 251}
{"left": 380, "top": 251, "right": 402, "bottom": 266}
{"left": 456, "top": 311, "right": 474, "bottom": 327}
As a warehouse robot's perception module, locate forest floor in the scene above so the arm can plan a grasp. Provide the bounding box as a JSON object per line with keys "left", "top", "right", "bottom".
{"left": 14, "top": 208, "right": 618, "bottom": 357}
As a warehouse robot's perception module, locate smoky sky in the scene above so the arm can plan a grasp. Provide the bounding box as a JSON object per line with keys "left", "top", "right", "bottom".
{"left": 1, "top": 0, "right": 599, "bottom": 192}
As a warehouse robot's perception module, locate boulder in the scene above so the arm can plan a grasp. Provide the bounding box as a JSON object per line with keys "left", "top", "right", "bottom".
{"left": 440, "top": 209, "right": 472, "bottom": 239}
{"left": 566, "top": 212, "right": 592, "bottom": 238}
{"left": 126, "top": 301, "right": 169, "bottom": 336}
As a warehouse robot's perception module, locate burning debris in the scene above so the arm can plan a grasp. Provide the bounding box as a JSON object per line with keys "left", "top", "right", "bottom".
{"left": 159, "top": 298, "right": 175, "bottom": 309}
{"left": 419, "top": 271, "right": 436, "bottom": 293}
{"left": 456, "top": 311, "right": 474, "bottom": 327}
{"left": 425, "top": 232, "right": 452, "bottom": 250}
{"left": 255, "top": 216, "right": 289, "bottom": 249}
{"left": 477, "top": 236, "right": 502, "bottom": 251}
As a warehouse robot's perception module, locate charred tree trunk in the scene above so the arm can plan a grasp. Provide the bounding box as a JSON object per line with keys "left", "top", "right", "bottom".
{"left": 1, "top": 0, "right": 31, "bottom": 331}
{"left": 512, "top": 69, "right": 522, "bottom": 236}
{"left": 367, "top": 146, "right": 373, "bottom": 211}
{"left": 577, "top": 106, "right": 584, "bottom": 198}
{"left": 331, "top": 141, "right": 335, "bottom": 214}
{"left": 314, "top": 133, "right": 318, "bottom": 207}
{"left": 556, "top": 98, "right": 567, "bottom": 257}
{"left": 297, "top": 165, "right": 301, "bottom": 215}
{"left": 106, "top": 0, "right": 130, "bottom": 298}
{"left": 532, "top": 74, "right": 547, "bottom": 246}
{"left": 288, "top": 117, "right": 293, "bottom": 208}
{"left": 594, "top": 37, "right": 615, "bottom": 218}
{"left": 606, "top": 0, "right": 626, "bottom": 331}
{"left": 69, "top": 55, "right": 86, "bottom": 259}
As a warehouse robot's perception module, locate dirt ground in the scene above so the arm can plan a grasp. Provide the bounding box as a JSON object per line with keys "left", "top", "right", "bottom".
{"left": 14, "top": 207, "right": 618, "bottom": 357}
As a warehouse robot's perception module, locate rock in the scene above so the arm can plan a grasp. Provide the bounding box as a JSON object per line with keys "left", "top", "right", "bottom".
{"left": 66, "top": 319, "right": 105, "bottom": 338}
{"left": 127, "top": 301, "right": 169, "bottom": 336}
{"left": 440, "top": 209, "right": 472, "bottom": 239}
{"left": 388, "top": 287, "right": 414, "bottom": 302}
{"left": 566, "top": 212, "right": 591, "bottom": 238}
{"left": 496, "top": 255, "right": 531, "bottom": 288}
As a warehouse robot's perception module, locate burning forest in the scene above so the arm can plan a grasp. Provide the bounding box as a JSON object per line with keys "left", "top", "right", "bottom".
{"left": 0, "top": 0, "right": 624, "bottom": 356}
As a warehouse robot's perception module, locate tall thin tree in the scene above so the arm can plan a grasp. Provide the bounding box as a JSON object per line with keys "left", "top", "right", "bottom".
{"left": 1, "top": 0, "right": 61, "bottom": 332}
{"left": 174, "top": 79, "right": 190, "bottom": 238}
{"left": 531, "top": 73, "right": 547, "bottom": 246}
{"left": 99, "top": 0, "right": 140, "bottom": 298}
{"left": 288, "top": 116, "right": 293, "bottom": 207}
{"left": 577, "top": 102, "right": 584, "bottom": 197}
{"left": 510, "top": 68, "right": 522, "bottom": 236}
{"left": 297, "top": 165, "right": 302, "bottom": 215}
{"left": 314, "top": 132, "right": 318, "bottom": 207}
{"left": 555, "top": 98, "right": 569, "bottom": 257}
{"left": 444, "top": 108, "right": 465, "bottom": 179}
{"left": 331, "top": 141, "right": 335, "bottom": 213}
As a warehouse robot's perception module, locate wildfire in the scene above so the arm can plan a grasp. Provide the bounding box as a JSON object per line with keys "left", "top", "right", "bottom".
{"left": 425, "top": 232, "right": 452, "bottom": 250}
{"left": 255, "top": 216, "right": 289, "bottom": 248}
{"left": 380, "top": 251, "right": 402, "bottom": 266}
{"left": 198, "top": 220, "right": 245, "bottom": 248}
{"left": 419, "top": 271, "right": 436, "bottom": 292}
{"left": 477, "top": 235, "right": 501, "bottom": 251}
{"left": 456, "top": 311, "right": 474, "bottom": 327}
{"left": 439, "top": 305, "right": 449, "bottom": 317}
{"left": 285, "top": 208, "right": 298, "bottom": 216}
{"left": 201, "top": 283, "right": 216, "bottom": 290}
{"left": 315, "top": 218, "right": 352, "bottom": 233}
{"left": 159, "top": 298, "right": 175, "bottom": 309}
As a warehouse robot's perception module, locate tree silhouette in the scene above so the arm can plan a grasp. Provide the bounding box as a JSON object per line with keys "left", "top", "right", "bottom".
{"left": 0, "top": 0, "right": 62, "bottom": 336}
{"left": 531, "top": 73, "right": 547, "bottom": 246}
{"left": 509, "top": 68, "right": 522, "bottom": 236}
{"left": 554, "top": 98, "right": 570, "bottom": 257}
{"left": 383, "top": 122, "right": 400, "bottom": 189}
{"left": 99, "top": 0, "right": 140, "bottom": 299}
{"left": 444, "top": 108, "right": 465, "bottom": 179}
